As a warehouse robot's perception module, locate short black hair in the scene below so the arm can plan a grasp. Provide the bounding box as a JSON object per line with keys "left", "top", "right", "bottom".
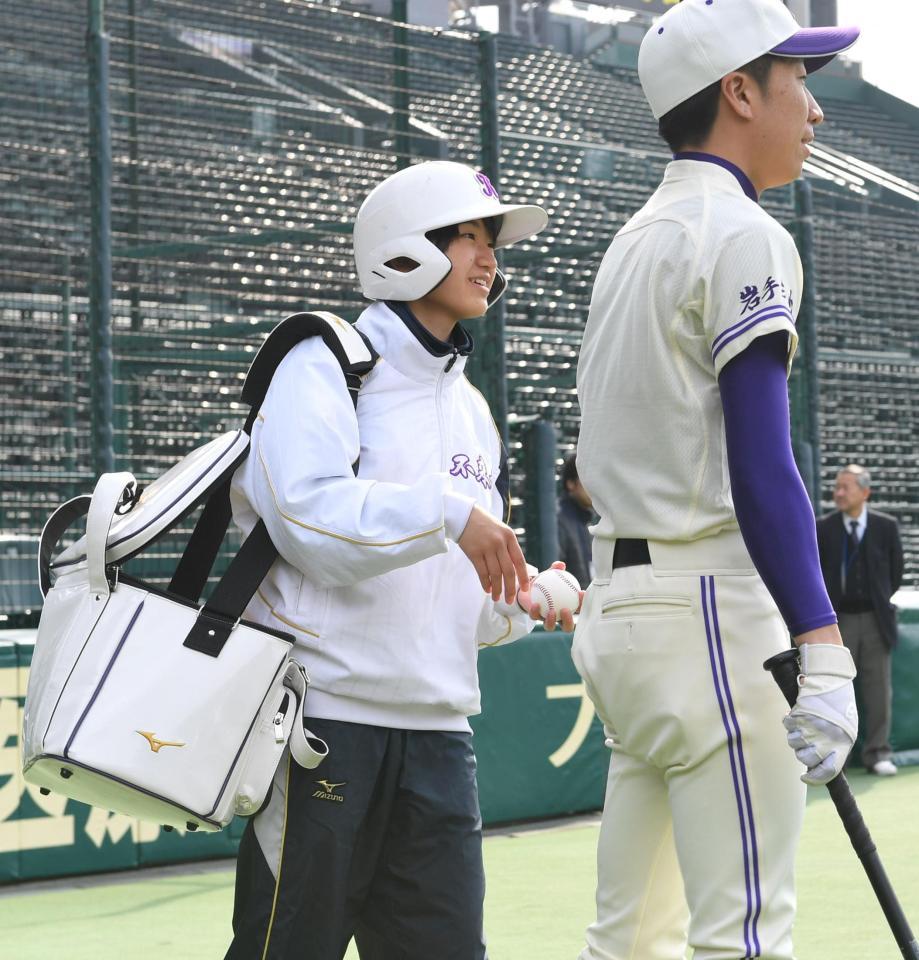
{"left": 426, "top": 216, "right": 502, "bottom": 253}
{"left": 657, "top": 54, "right": 779, "bottom": 153}
{"left": 560, "top": 453, "right": 579, "bottom": 488}
{"left": 384, "top": 216, "right": 502, "bottom": 274}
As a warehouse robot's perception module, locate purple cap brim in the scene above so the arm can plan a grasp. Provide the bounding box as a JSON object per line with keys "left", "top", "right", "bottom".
{"left": 771, "top": 25, "right": 860, "bottom": 72}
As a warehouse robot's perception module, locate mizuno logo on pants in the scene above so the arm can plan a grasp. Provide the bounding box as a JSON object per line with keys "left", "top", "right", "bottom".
{"left": 312, "top": 779, "right": 346, "bottom": 802}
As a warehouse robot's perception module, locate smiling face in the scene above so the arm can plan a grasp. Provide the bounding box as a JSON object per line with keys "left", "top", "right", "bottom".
{"left": 408, "top": 219, "right": 498, "bottom": 341}
{"left": 749, "top": 57, "right": 824, "bottom": 190}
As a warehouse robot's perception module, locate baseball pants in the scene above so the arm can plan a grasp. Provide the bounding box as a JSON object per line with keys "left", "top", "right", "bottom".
{"left": 224, "top": 719, "right": 488, "bottom": 960}
{"left": 572, "top": 531, "right": 807, "bottom": 960}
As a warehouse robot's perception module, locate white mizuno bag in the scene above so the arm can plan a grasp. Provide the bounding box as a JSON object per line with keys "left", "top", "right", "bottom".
{"left": 21, "top": 312, "right": 377, "bottom": 833}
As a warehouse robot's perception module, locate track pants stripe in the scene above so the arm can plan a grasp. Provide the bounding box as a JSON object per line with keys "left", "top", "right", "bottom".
{"left": 261, "top": 754, "right": 292, "bottom": 960}
{"left": 701, "top": 576, "right": 763, "bottom": 958}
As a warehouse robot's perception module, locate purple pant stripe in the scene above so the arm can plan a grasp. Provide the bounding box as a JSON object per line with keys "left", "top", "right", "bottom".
{"left": 708, "top": 577, "right": 763, "bottom": 957}
{"left": 700, "top": 577, "right": 754, "bottom": 959}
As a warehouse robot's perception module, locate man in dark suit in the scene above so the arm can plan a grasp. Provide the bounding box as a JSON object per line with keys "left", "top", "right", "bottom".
{"left": 816, "top": 464, "right": 904, "bottom": 776}
{"left": 557, "top": 453, "right": 595, "bottom": 590}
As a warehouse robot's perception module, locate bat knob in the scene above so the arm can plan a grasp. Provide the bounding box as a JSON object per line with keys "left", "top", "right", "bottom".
{"left": 763, "top": 647, "right": 802, "bottom": 708}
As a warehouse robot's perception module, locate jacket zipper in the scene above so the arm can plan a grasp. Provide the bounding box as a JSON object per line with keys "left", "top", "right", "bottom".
{"left": 436, "top": 354, "right": 454, "bottom": 470}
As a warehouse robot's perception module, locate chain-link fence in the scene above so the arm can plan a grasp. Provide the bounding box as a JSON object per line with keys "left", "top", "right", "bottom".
{"left": 2, "top": 0, "right": 918, "bottom": 621}
{"left": 1, "top": 0, "right": 490, "bottom": 618}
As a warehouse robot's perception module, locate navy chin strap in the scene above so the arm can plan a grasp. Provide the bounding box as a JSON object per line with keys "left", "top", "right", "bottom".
{"left": 487, "top": 267, "right": 507, "bottom": 306}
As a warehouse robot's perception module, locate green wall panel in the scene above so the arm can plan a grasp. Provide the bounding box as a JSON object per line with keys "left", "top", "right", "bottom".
{"left": 0, "top": 642, "right": 21, "bottom": 883}
{"left": 0, "top": 641, "right": 234, "bottom": 884}
{"left": 12, "top": 645, "right": 140, "bottom": 880}
{"left": 473, "top": 631, "right": 607, "bottom": 824}
{"left": 3, "top": 613, "right": 918, "bottom": 885}
{"left": 892, "top": 609, "right": 919, "bottom": 752}
{"left": 851, "top": 609, "right": 919, "bottom": 760}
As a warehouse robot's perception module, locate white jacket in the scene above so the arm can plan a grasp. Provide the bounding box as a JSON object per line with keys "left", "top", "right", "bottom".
{"left": 231, "top": 301, "right": 534, "bottom": 732}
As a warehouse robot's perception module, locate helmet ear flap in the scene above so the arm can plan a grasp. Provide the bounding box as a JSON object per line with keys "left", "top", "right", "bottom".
{"left": 486, "top": 267, "right": 507, "bottom": 306}
{"left": 360, "top": 235, "right": 452, "bottom": 301}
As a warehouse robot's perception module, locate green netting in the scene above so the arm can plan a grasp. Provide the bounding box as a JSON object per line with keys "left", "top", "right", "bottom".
{"left": 1, "top": 0, "right": 917, "bottom": 620}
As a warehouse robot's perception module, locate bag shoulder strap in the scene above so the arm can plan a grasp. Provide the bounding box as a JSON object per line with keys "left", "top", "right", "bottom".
{"left": 241, "top": 311, "right": 378, "bottom": 433}
{"left": 169, "top": 312, "right": 377, "bottom": 606}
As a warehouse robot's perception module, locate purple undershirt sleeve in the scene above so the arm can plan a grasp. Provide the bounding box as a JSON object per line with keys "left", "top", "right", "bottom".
{"left": 718, "top": 332, "right": 837, "bottom": 636}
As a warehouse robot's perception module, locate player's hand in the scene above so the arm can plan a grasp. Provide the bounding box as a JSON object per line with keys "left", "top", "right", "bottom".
{"left": 517, "top": 561, "right": 583, "bottom": 632}
{"left": 782, "top": 643, "right": 858, "bottom": 785}
{"left": 458, "top": 505, "right": 529, "bottom": 604}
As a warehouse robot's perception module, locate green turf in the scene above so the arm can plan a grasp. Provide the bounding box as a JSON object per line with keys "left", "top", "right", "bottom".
{"left": 1, "top": 767, "right": 916, "bottom": 959}
{"left": 794, "top": 766, "right": 919, "bottom": 959}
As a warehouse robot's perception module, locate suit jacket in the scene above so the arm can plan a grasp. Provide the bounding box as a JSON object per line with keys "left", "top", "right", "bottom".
{"left": 816, "top": 508, "right": 904, "bottom": 648}
{"left": 557, "top": 492, "right": 594, "bottom": 590}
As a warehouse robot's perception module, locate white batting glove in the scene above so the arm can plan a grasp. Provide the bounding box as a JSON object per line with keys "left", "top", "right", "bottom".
{"left": 782, "top": 644, "right": 858, "bottom": 785}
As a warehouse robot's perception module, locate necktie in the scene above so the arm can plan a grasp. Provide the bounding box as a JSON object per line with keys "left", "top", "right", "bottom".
{"left": 848, "top": 520, "right": 860, "bottom": 549}
{"left": 843, "top": 520, "right": 859, "bottom": 591}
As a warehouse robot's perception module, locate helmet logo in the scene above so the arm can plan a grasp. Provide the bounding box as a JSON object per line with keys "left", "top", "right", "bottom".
{"left": 475, "top": 171, "right": 499, "bottom": 200}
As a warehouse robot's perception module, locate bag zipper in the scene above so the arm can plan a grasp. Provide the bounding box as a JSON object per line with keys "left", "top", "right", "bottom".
{"left": 273, "top": 692, "right": 290, "bottom": 743}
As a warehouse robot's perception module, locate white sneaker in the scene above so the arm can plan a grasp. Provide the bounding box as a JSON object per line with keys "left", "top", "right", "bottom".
{"left": 871, "top": 760, "right": 898, "bottom": 776}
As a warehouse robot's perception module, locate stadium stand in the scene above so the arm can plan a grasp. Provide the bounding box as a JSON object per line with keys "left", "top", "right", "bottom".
{"left": 811, "top": 97, "right": 919, "bottom": 186}
{"left": 1, "top": 0, "right": 917, "bottom": 620}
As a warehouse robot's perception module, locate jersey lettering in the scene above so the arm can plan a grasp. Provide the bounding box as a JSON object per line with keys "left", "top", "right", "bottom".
{"left": 450, "top": 453, "right": 493, "bottom": 490}
{"left": 738, "top": 275, "right": 794, "bottom": 318}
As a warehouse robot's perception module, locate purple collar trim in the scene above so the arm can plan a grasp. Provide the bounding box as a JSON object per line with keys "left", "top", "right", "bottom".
{"left": 673, "top": 151, "right": 759, "bottom": 203}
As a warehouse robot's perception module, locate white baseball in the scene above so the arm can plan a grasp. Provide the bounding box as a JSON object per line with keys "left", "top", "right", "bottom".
{"left": 529, "top": 568, "right": 581, "bottom": 619}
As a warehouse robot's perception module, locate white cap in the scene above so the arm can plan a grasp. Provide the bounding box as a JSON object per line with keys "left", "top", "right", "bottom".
{"left": 638, "top": 0, "right": 859, "bottom": 120}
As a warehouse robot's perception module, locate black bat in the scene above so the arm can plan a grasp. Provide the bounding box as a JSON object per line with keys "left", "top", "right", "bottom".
{"left": 765, "top": 648, "right": 919, "bottom": 960}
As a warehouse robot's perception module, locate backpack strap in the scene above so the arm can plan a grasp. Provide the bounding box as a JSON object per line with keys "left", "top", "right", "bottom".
{"left": 241, "top": 311, "right": 377, "bottom": 433}
{"left": 169, "top": 312, "right": 377, "bottom": 609}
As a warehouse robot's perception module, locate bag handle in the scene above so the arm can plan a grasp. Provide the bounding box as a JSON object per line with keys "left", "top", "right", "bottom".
{"left": 38, "top": 495, "right": 92, "bottom": 598}
{"left": 85, "top": 473, "right": 138, "bottom": 599}
{"left": 38, "top": 474, "right": 137, "bottom": 598}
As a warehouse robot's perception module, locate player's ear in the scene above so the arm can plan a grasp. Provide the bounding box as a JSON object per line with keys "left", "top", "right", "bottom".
{"left": 721, "top": 71, "right": 755, "bottom": 121}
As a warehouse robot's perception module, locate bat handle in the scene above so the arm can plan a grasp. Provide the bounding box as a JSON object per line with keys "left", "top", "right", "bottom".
{"left": 763, "top": 648, "right": 801, "bottom": 708}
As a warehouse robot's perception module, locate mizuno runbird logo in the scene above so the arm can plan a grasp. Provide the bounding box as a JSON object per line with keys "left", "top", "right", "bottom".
{"left": 313, "top": 779, "right": 346, "bottom": 802}
{"left": 136, "top": 730, "right": 186, "bottom": 753}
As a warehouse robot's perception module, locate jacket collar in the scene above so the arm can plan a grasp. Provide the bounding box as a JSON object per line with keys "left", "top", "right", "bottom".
{"left": 355, "top": 301, "right": 473, "bottom": 385}
{"left": 384, "top": 300, "right": 474, "bottom": 360}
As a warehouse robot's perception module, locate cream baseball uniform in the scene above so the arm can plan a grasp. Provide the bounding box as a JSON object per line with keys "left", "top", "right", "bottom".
{"left": 574, "top": 159, "right": 808, "bottom": 960}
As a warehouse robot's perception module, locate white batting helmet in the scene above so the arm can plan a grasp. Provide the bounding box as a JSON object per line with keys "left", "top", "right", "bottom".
{"left": 353, "top": 160, "right": 548, "bottom": 305}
